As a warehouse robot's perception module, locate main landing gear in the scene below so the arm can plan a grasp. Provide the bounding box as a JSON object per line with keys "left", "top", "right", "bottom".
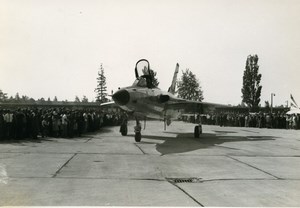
{"left": 119, "top": 116, "right": 142, "bottom": 142}
{"left": 194, "top": 124, "right": 202, "bottom": 138}
{"left": 119, "top": 114, "right": 128, "bottom": 136}
{"left": 120, "top": 123, "right": 128, "bottom": 136}
{"left": 120, "top": 118, "right": 202, "bottom": 141}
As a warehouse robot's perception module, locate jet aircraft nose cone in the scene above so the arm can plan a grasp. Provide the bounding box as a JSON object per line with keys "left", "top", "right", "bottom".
{"left": 112, "top": 89, "right": 130, "bottom": 106}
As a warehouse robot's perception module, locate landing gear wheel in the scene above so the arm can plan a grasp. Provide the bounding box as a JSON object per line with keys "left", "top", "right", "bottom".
{"left": 194, "top": 125, "right": 202, "bottom": 138}
{"left": 135, "top": 132, "right": 141, "bottom": 142}
{"left": 120, "top": 124, "right": 128, "bottom": 136}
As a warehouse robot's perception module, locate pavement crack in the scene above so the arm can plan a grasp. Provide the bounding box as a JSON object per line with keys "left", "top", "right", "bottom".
{"left": 200, "top": 178, "right": 282, "bottom": 183}
{"left": 227, "top": 156, "right": 281, "bottom": 179}
{"left": 52, "top": 153, "right": 77, "bottom": 178}
{"left": 216, "top": 145, "right": 240, "bottom": 151}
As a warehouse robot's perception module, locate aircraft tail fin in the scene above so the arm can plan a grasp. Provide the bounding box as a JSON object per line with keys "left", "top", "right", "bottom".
{"left": 168, "top": 63, "right": 179, "bottom": 94}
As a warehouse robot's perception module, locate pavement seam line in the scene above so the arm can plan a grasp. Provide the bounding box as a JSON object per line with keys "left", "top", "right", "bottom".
{"left": 84, "top": 138, "right": 93, "bottom": 143}
{"left": 6, "top": 176, "right": 300, "bottom": 181}
{"left": 134, "top": 143, "right": 146, "bottom": 154}
{"left": 227, "top": 155, "right": 281, "bottom": 179}
{"left": 2, "top": 151, "right": 300, "bottom": 157}
{"left": 167, "top": 180, "right": 204, "bottom": 207}
{"left": 52, "top": 153, "right": 77, "bottom": 178}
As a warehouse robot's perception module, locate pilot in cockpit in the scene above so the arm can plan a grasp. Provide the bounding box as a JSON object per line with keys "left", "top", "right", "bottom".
{"left": 136, "top": 77, "right": 147, "bottom": 87}
{"left": 134, "top": 65, "right": 154, "bottom": 88}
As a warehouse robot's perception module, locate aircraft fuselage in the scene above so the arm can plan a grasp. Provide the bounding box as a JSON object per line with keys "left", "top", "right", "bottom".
{"left": 112, "top": 86, "right": 182, "bottom": 121}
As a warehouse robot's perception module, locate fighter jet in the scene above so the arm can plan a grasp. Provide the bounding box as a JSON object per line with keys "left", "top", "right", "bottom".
{"left": 110, "top": 59, "right": 227, "bottom": 142}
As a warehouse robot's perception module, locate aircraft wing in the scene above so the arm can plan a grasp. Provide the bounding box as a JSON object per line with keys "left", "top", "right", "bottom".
{"left": 100, "top": 101, "right": 115, "bottom": 106}
{"left": 165, "top": 99, "right": 228, "bottom": 115}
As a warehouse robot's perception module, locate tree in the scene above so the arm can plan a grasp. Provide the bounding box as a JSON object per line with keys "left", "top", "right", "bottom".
{"left": 0, "top": 89, "right": 8, "bottom": 102}
{"left": 29, "top": 98, "right": 36, "bottom": 103}
{"left": 8, "top": 96, "right": 14, "bottom": 102}
{"left": 21, "top": 95, "right": 30, "bottom": 102}
{"left": 95, "top": 63, "right": 108, "bottom": 103}
{"left": 150, "top": 69, "right": 159, "bottom": 88}
{"left": 241, "top": 54, "right": 262, "bottom": 111}
{"left": 265, "top": 101, "right": 270, "bottom": 112}
{"left": 53, "top": 96, "right": 58, "bottom": 102}
{"left": 82, "top": 95, "right": 88, "bottom": 103}
{"left": 38, "top": 97, "right": 46, "bottom": 103}
{"left": 177, "top": 69, "right": 204, "bottom": 101}
{"left": 74, "top": 96, "right": 81, "bottom": 102}
{"left": 15, "top": 93, "right": 21, "bottom": 103}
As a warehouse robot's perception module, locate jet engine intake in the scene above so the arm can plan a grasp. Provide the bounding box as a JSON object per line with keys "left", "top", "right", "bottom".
{"left": 112, "top": 89, "right": 130, "bottom": 106}
{"left": 158, "top": 94, "right": 170, "bottom": 103}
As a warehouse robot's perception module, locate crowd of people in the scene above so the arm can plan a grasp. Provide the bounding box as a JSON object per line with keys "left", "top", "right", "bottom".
{"left": 1, "top": 106, "right": 299, "bottom": 141}
{"left": 185, "top": 112, "right": 300, "bottom": 130}
{"left": 0, "top": 107, "right": 125, "bottom": 140}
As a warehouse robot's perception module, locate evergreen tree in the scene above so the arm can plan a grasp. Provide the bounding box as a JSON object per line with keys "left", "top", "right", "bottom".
{"left": 150, "top": 69, "right": 159, "bottom": 88}
{"left": 241, "top": 54, "right": 262, "bottom": 110}
{"left": 95, "top": 63, "right": 108, "bottom": 103}
{"left": 15, "top": 93, "right": 21, "bottom": 103}
{"left": 8, "top": 96, "right": 14, "bottom": 102}
{"left": 53, "top": 96, "right": 58, "bottom": 102}
{"left": 177, "top": 69, "right": 204, "bottom": 101}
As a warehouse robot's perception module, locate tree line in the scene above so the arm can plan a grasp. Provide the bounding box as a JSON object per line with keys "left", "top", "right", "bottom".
{"left": 0, "top": 91, "right": 92, "bottom": 104}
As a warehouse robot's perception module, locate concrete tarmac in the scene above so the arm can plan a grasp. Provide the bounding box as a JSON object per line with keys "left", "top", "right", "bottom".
{"left": 1, "top": 120, "right": 300, "bottom": 206}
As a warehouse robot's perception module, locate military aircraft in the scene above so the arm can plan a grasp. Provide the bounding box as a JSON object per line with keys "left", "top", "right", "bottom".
{"left": 110, "top": 59, "right": 227, "bottom": 142}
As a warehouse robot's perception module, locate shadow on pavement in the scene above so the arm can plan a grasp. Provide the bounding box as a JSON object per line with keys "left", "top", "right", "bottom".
{"left": 0, "top": 129, "right": 111, "bottom": 145}
{"left": 130, "top": 132, "right": 276, "bottom": 155}
{"left": 0, "top": 138, "right": 54, "bottom": 145}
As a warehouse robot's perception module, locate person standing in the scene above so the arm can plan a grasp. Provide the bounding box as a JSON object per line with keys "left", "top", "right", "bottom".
{"left": 61, "top": 112, "right": 68, "bottom": 138}
{"left": 15, "top": 109, "right": 25, "bottom": 139}
{"left": 245, "top": 114, "right": 249, "bottom": 127}
{"left": 41, "top": 116, "right": 49, "bottom": 138}
{"left": 0, "top": 110, "right": 4, "bottom": 139}
{"left": 292, "top": 114, "right": 297, "bottom": 130}
{"left": 83, "top": 112, "right": 88, "bottom": 133}
{"left": 31, "top": 110, "right": 39, "bottom": 139}
{"left": 68, "top": 111, "right": 75, "bottom": 138}
{"left": 266, "top": 113, "right": 271, "bottom": 128}
{"left": 3, "top": 110, "right": 14, "bottom": 139}
{"left": 76, "top": 111, "right": 84, "bottom": 137}
{"left": 52, "top": 111, "right": 59, "bottom": 137}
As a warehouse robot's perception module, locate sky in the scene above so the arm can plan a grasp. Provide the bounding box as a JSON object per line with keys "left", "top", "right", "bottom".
{"left": 1, "top": 0, "right": 300, "bottom": 106}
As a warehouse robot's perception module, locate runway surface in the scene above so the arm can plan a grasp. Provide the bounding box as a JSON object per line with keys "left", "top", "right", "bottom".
{"left": 1, "top": 120, "right": 300, "bottom": 206}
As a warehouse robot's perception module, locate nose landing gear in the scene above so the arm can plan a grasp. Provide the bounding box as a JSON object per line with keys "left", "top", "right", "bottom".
{"left": 134, "top": 119, "right": 142, "bottom": 142}
{"left": 119, "top": 113, "right": 128, "bottom": 136}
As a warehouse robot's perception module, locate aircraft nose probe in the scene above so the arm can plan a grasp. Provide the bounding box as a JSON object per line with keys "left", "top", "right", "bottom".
{"left": 112, "top": 89, "right": 130, "bottom": 106}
